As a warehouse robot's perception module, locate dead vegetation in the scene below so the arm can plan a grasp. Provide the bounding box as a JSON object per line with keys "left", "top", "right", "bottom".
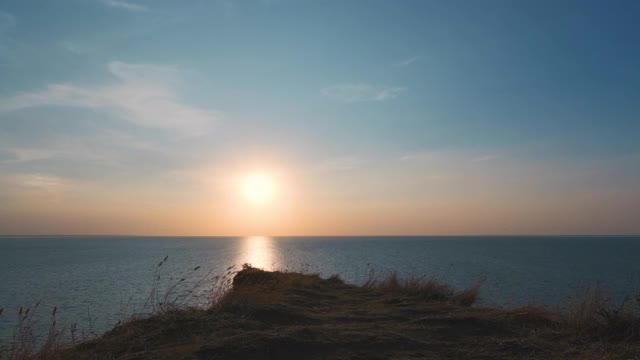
{"left": 563, "top": 283, "right": 640, "bottom": 341}
{"left": 0, "top": 257, "right": 237, "bottom": 360}
{"left": 1, "top": 264, "right": 639, "bottom": 360}
{"left": 362, "top": 270, "right": 485, "bottom": 307}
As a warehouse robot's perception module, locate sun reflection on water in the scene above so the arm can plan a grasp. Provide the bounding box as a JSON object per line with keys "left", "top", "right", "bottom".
{"left": 238, "top": 236, "right": 276, "bottom": 270}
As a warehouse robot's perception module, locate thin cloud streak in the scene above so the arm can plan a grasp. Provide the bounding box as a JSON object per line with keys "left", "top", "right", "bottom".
{"left": 321, "top": 83, "right": 405, "bottom": 103}
{"left": 314, "top": 156, "right": 363, "bottom": 172}
{"left": 0, "top": 148, "right": 54, "bottom": 164}
{"left": 0, "top": 61, "right": 218, "bottom": 136}
{"left": 0, "top": 173, "right": 69, "bottom": 202}
{"left": 101, "top": 0, "right": 149, "bottom": 12}
{"left": 60, "top": 41, "right": 91, "bottom": 55}
{"left": 393, "top": 56, "right": 420, "bottom": 67}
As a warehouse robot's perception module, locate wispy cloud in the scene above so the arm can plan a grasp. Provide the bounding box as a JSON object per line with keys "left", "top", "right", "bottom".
{"left": 0, "top": 148, "right": 55, "bottom": 164}
{"left": 60, "top": 41, "right": 90, "bottom": 55}
{"left": 393, "top": 56, "right": 419, "bottom": 67}
{"left": 400, "top": 150, "right": 504, "bottom": 165}
{"left": 0, "top": 61, "right": 218, "bottom": 135}
{"left": 0, "top": 173, "right": 70, "bottom": 202}
{"left": 399, "top": 151, "right": 434, "bottom": 162}
{"left": 321, "top": 83, "right": 405, "bottom": 103}
{"left": 101, "top": 0, "right": 149, "bottom": 12}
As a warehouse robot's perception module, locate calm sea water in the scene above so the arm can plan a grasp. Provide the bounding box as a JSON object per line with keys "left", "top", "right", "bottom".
{"left": 1, "top": 235, "right": 639, "bottom": 341}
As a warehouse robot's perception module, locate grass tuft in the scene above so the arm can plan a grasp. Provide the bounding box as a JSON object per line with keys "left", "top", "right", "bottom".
{"left": 563, "top": 283, "right": 640, "bottom": 340}
{"left": 451, "top": 276, "right": 485, "bottom": 307}
{"left": 363, "top": 271, "right": 454, "bottom": 301}
{"left": 362, "top": 270, "right": 482, "bottom": 306}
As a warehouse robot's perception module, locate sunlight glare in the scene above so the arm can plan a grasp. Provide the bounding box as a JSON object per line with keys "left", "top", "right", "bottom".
{"left": 241, "top": 173, "right": 275, "bottom": 205}
{"left": 238, "top": 236, "right": 276, "bottom": 270}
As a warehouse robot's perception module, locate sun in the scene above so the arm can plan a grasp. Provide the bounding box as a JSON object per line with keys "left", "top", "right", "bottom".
{"left": 241, "top": 173, "right": 275, "bottom": 205}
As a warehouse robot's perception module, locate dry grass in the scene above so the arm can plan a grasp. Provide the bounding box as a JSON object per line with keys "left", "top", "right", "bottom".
{"left": 0, "top": 257, "right": 238, "bottom": 360}
{"left": 0, "top": 264, "right": 483, "bottom": 360}
{"left": 4, "top": 263, "right": 640, "bottom": 360}
{"left": 216, "top": 264, "right": 329, "bottom": 310}
{"left": 0, "top": 303, "right": 65, "bottom": 360}
{"left": 136, "top": 257, "right": 236, "bottom": 318}
{"left": 563, "top": 283, "right": 640, "bottom": 340}
{"left": 451, "top": 277, "right": 485, "bottom": 307}
{"left": 362, "top": 270, "right": 483, "bottom": 306}
{"left": 36, "top": 266, "right": 640, "bottom": 360}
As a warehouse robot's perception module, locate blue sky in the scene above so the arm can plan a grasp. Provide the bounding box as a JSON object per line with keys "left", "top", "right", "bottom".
{"left": 0, "top": 0, "right": 639, "bottom": 235}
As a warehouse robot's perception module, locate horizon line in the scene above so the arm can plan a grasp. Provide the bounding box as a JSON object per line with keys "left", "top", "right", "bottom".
{"left": 0, "top": 234, "right": 638, "bottom": 238}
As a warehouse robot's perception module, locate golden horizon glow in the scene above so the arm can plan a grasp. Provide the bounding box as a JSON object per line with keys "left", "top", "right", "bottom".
{"left": 2, "top": 153, "right": 639, "bottom": 236}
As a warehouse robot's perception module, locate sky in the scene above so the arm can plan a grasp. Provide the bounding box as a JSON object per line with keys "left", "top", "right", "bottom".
{"left": 0, "top": 0, "right": 639, "bottom": 236}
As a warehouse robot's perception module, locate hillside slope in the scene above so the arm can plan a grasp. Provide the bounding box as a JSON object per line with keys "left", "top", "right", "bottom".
{"left": 48, "top": 267, "right": 638, "bottom": 359}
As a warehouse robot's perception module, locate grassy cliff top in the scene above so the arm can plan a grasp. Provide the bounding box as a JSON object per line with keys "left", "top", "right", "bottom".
{"left": 16, "top": 267, "right": 640, "bottom": 359}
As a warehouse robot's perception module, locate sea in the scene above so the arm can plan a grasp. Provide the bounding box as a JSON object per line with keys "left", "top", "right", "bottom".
{"left": 1, "top": 235, "right": 639, "bottom": 341}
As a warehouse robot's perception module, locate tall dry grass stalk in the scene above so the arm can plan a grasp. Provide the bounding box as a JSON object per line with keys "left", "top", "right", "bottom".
{"left": 362, "top": 269, "right": 483, "bottom": 306}
{"left": 0, "top": 303, "right": 65, "bottom": 360}
{"left": 0, "top": 256, "right": 238, "bottom": 360}
{"left": 123, "top": 257, "right": 237, "bottom": 322}
{"left": 564, "top": 283, "right": 640, "bottom": 340}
